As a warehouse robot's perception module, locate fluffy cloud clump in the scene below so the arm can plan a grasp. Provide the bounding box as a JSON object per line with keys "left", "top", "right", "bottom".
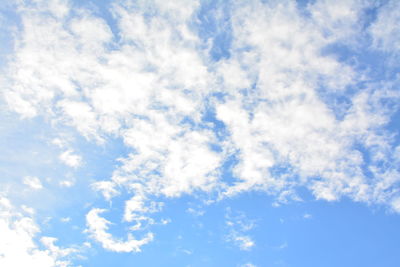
{"left": 0, "top": 197, "right": 76, "bottom": 267}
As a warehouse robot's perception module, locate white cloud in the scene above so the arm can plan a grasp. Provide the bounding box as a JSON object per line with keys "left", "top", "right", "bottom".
{"left": 23, "top": 176, "right": 43, "bottom": 190}
{"left": 91, "top": 181, "right": 119, "bottom": 201}
{"left": 59, "top": 180, "right": 74, "bottom": 188}
{"left": 0, "top": 196, "right": 75, "bottom": 267}
{"left": 85, "top": 208, "right": 153, "bottom": 253}
{"left": 370, "top": 1, "right": 400, "bottom": 53}
{"left": 276, "top": 242, "right": 288, "bottom": 250}
{"left": 308, "top": 0, "right": 367, "bottom": 43}
{"left": 41, "top": 237, "right": 78, "bottom": 265}
{"left": 225, "top": 208, "right": 256, "bottom": 251}
{"left": 60, "top": 217, "right": 71, "bottom": 223}
{"left": 214, "top": 1, "right": 360, "bottom": 203}
{"left": 391, "top": 197, "right": 400, "bottom": 213}
{"left": 21, "top": 205, "right": 35, "bottom": 215}
{"left": 214, "top": 0, "right": 400, "bottom": 209}
{"left": 230, "top": 234, "right": 255, "bottom": 251}
{"left": 59, "top": 150, "right": 82, "bottom": 168}
{"left": 51, "top": 138, "right": 67, "bottom": 148}
{"left": 186, "top": 207, "right": 205, "bottom": 217}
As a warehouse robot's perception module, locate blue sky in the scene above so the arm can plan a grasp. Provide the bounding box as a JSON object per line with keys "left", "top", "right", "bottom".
{"left": 1, "top": 0, "right": 400, "bottom": 266}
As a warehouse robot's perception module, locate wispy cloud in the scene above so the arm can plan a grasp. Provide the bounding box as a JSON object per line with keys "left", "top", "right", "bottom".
{"left": 23, "top": 176, "right": 43, "bottom": 190}
{"left": 225, "top": 208, "right": 256, "bottom": 251}
{"left": 85, "top": 208, "right": 154, "bottom": 253}
{"left": 59, "top": 150, "right": 82, "bottom": 168}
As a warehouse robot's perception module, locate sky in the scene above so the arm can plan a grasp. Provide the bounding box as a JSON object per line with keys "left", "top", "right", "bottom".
{"left": 1, "top": 0, "right": 400, "bottom": 266}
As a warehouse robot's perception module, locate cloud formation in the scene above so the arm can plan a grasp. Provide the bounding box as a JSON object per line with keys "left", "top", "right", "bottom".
{"left": 2, "top": 0, "right": 400, "bottom": 255}
{"left": 225, "top": 208, "right": 256, "bottom": 251}
{"left": 0, "top": 197, "right": 76, "bottom": 267}
{"left": 23, "top": 176, "right": 43, "bottom": 190}
{"left": 86, "top": 208, "right": 154, "bottom": 253}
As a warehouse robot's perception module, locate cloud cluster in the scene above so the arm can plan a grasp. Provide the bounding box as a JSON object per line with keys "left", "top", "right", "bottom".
{"left": 0, "top": 197, "right": 76, "bottom": 267}
{"left": 225, "top": 208, "right": 256, "bottom": 251}
{"left": 23, "top": 176, "right": 43, "bottom": 190}
{"left": 85, "top": 208, "right": 153, "bottom": 253}
{"left": 2, "top": 0, "right": 400, "bottom": 253}
{"left": 370, "top": 1, "right": 400, "bottom": 54}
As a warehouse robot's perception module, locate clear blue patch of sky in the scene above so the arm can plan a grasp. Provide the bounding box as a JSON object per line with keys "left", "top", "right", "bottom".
{"left": 282, "top": 198, "right": 400, "bottom": 267}
{"left": 295, "top": 0, "right": 315, "bottom": 18}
